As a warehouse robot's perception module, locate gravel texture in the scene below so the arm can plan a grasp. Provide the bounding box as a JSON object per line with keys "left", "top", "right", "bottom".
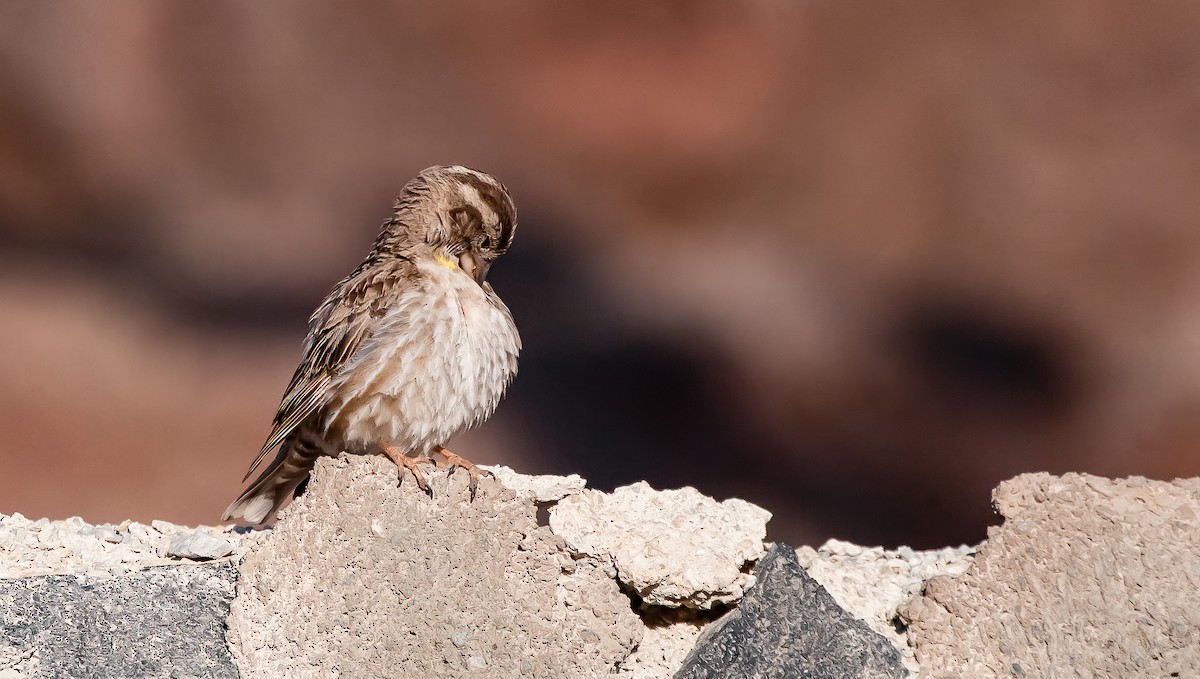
{"left": 902, "top": 473, "right": 1200, "bottom": 677}
{"left": 0, "top": 562, "right": 238, "bottom": 679}
{"left": 676, "top": 542, "right": 908, "bottom": 679}
{"left": 550, "top": 481, "right": 771, "bottom": 608}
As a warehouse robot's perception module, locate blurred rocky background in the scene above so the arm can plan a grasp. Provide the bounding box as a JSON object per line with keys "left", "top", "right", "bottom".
{"left": 3, "top": 1, "right": 1200, "bottom": 547}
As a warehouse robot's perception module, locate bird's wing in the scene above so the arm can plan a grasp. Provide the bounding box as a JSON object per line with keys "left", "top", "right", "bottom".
{"left": 241, "top": 256, "right": 416, "bottom": 481}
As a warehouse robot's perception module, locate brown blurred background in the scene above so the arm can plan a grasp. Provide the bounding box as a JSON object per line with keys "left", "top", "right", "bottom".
{"left": 3, "top": 1, "right": 1200, "bottom": 548}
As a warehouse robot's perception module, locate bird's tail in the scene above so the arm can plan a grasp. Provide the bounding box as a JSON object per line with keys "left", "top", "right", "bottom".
{"left": 222, "top": 434, "right": 327, "bottom": 524}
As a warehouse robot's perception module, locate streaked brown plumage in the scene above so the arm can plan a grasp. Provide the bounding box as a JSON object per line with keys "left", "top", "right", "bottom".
{"left": 223, "top": 165, "right": 521, "bottom": 524}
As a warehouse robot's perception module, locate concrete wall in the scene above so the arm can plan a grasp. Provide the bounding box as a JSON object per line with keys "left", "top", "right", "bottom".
{"left": 2, "top": 457, "right": 1197, "bottom": 677}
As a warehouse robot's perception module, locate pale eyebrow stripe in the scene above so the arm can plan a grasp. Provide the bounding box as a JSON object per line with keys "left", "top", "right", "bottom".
{"left": 455, "top": 177, "right": 499, "bottom": 225}
{"left": 447, "top": 165, "right": 494, "bottom": 185}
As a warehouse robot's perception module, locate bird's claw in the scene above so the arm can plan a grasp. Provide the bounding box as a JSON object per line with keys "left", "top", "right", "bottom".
{"left": 405, "top": 463, "right": 433, "bottom": 497}
{"left": 436, "top": 447, "right": 493, "bottom": 501}
{"left": 381, "top": 443, "right": 434, "bottom": 497}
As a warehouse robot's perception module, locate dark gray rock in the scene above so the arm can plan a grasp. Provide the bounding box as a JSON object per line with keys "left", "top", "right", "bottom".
{"left": 675, "top": 543, "right": 908, "bottom": 679}
{"left": 0, "top": 562, "right": 239, "bottom": 678}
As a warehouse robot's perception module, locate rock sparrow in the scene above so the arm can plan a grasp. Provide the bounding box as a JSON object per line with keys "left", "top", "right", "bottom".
{"left": 223, "top": 165, "right": 520, "bottom": 523}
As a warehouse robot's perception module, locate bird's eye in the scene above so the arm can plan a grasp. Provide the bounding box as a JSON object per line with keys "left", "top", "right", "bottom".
{"left": 480, "top": 237, "right": 492, "bottom": 249}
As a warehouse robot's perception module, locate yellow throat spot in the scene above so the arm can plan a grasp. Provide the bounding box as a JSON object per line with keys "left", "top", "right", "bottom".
{"left": 434, "top": 251, "right": 459, "bottom": 270}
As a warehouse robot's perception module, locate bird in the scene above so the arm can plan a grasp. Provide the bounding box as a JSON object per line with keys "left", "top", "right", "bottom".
{"left": 223, "top": 165, "right": 521, "bottom": 524}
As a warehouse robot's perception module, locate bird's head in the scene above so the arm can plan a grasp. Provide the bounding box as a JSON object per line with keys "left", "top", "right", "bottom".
{"left": 379, "top": 165, "right": 516, "bottom": 287}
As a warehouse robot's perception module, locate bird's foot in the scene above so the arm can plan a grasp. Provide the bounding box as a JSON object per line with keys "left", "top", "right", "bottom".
{"left": 434, "top": 446, "right": 493, "bottom": 500}
{"left": 380, "top": 443, "right": 434, "bottom": 496}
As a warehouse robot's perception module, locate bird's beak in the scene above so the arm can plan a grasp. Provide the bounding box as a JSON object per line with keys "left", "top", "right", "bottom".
{"left": 458, "top": 251, "right": 490, "bottom": 287}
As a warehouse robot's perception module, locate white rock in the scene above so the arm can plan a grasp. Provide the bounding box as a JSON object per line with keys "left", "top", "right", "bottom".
{"left": 549, "top": 481, "right": 770, "bottom": 608}
{"left": 167, "top": 529, "right": 235, "bottom": 560}
{"left": 482, "top": 465, "right": 586, "bottom": 502}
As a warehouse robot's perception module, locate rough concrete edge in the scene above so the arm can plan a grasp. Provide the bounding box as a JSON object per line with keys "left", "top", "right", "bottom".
{"left": 896, "top": 472, "right": 1200, "bottom": 677}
